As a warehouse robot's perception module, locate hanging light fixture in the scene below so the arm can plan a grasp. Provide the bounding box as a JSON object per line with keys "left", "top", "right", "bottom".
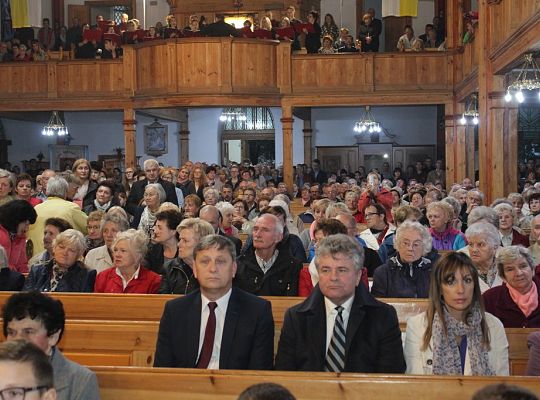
{"left": 505, "top": 53, "right": 540, "bottom": 103}
{"left": 41, "top": 111, "right": 68, "bottom": 136}
{"left": 219, "top": 107, "right": 247, "bottom": 123}
{"left": 459, "top": 93, "right": 479, "bottom": 125}
{"left": 353, "top": 106, "right": 382, "bottom": 134}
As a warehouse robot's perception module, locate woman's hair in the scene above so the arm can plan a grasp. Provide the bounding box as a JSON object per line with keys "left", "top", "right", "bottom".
{"left": 323, "top": 13, "right": 336, "bottom": 27}
{"left": 177, "top": 217, "right": 214, "bottom": 241}
{"left": 101, "top": 212, "right": 130, "bottom": 232}
{"left": 106, "top": 206, "right": 129, "bottom": 221}
{"left": 422, "top": 252, "right": 489, "bottom": 351}
{"left": 53, "top": 229, "right": 86, "bottom": 258}
{"left": 184, "top": 194, "right": 202, "bottom": 208}
{"left": 112, "top": 229, "right": 149, "bottom": 264}
{"left": 493, "top": 202, "right": 516, "bottom": 220}
{"left": 87, "top": 210, "right": 105, "bottom": 223}
{"left": 507, "top": 192, "right": 523, "bottom": 205}
{"left": 0, "top": 200, "right": 37, "bottom": 232}
{"left": 15, "top": 173, "right": 34, "bottom": 189}
{"left": 313, "top": 198, "right": 331, "bottom": 212}
{"left": 496, "top": 245, "right": 535, "bottom": 278}
{"left": 325, "top": 202, "right": 350, "bottom": 218}
{"left": 232, "top": 198, "right": 248, "bottom": 214}
{"left": 442, "top": 197, "right": 460, "bottom": 220}
{"left": 96, "top": 180, "right": 116, "bottom": 197}
{"left": 216, "top": 201, "right": 235, "bottom": 215}
{"left": 392, "top": 205, "right": 422, "bottom": 226}
{"left": 395, "top": 220, "right": 432, "bottom": 255}
{"left": 314, "top": 218, "right": 347, "bottom": 236}
{"left": 145, "top": 183, "right": 166, "bottom": 203}
{"left": 189, "top": 166, "right": 207, "bottom": 185}
{"left": 468, "top": 206, "right": 499, "bottom": 228}
{"left": 426, "top": 201, "right": 454, "bottom": 221}
{"left": 465, "top": 221, "right": 501, "bottom": 247}
{"left": 155, "top": 209, "right": 182, "bottom": 231}
{"left": 203, "top": 187, "right": 219, "bottom": 201}
{"left": 72, "top": 159, "right": 90, "bottom": 176}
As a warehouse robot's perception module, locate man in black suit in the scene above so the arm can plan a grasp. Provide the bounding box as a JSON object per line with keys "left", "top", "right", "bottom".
{"left": 126, "top": 158, "right": 178, "bottom": 216}
{"left": 202, "top": 14, "right": 240, "bottom": 38}
{"left": 199, "top": 205, "right": 242, "bottom": 256}
{"left": 311, "top": 159, "right": 328, "bottom": 184}
{"left": 154, "top": 234, "right": 274, "bottom": 369}
{"left": 275, "top": 234, "right": 405, "bottom": 373}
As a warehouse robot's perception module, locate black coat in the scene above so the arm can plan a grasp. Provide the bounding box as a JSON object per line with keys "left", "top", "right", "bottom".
{"left": 371, "top": 255, "right": 432, "bottom": 298}
{"left": 23, "top": 260, "right": 96, "bottom": 293}
{"left": 158, "top": 258, "right": 199, "bottom": 295}
{"left": 234, "top": 243, "right": 302, "bottom": 296}
{"left": 202, "top": 20, "right": 240, "bottom": 38}
{"left": 126, "top": 178, "right": 178, "bottom": 216}
{"left": 274, "top": 284, "right": 405, "bottom": 373}
{"left": 218, "top": 229, "right": 242, "bottom": 257}
{"left": 0, "top": 268, "right": 24, "bottom": 291}
{"left": 154, "top": 287, "right": 274, "bottom": 369}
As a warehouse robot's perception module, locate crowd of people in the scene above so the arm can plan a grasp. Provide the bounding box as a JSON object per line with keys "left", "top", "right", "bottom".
{"left": 0, "top": 5, "right": 451, "bottom": 63}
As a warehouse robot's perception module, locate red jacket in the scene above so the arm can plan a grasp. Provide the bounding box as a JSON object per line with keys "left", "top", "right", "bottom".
{"left": 94, "top": 266, "right": 161, "bottom": 294}
{"left": 357, "top": 188, "right": 393, "bottom": 223}
{"left": 0, "top": 225, "right": 28, "bottom": 273}
{"left": 298, "top": 264, "right": 369, "bottom": 297}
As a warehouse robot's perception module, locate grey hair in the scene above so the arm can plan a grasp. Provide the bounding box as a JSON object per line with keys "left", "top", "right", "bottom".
{"left": 395, "top": 220, "right": 432, "bottom": 255}
{"left": 143, "top": 159, "right": 159, "bottom": 170}
{"left": 177, "top": 217, "right": 215, "bottom": 240}
{"left": 442, "top": 196, "right": 461, "bottom": 220}
{"left": 0, "top": 169, "right": 12, "bottom": 187}
{"left": 465, "top": 222, "right": 501, "bottom": 247}
{"left": 101, "top": 212, "right": 130, "bottom": 232}
{"left": 274, "top": 194, "right": 291, "bottom": 205}
{"left": 145, "top": 183, "right": 166, "bottom": 203}
{"left": 215, "top": 201, "right": 235, "bottom": 214}
{"left": 496, "top": 245, "right": 536, "bottom": 278}
{"left": 325, "top": 202, "right": 350, "bottom": 218}
{"left": 53, "top": 229, "right": 86, "bottom": 258}
{"left": 255, "top": 213, "right": 284, "bottom": 235}
{"left": 203, "top": 187, "right": 220, "bottom": 200}
{"left": 344, "top": 191, "right": 359, "bottom": 201}
{"left": 493, "top": 202, "right": 516, "bottom": 220}
{"left": 426, "top": 201, "right": 454, "bottom": 221}
{"left": 468, "top": 206, "right": 499, "bottom": 228}
{"left": 193, "top": 234, "right": 236, "bottom": 260}
{"left": 315, "top": 233, "right": 365, "bottom": 272}
{"left": 112, "top": 229, "right": 149, "bottom": 264}
{"left": 468, "top": 189, "right": 485, "bottom": 204}
{"left": 107, "top": 206, "right": 129, "bottom": 221}
{"left": 46, "top": 176, "right": 68, "bottom": 198}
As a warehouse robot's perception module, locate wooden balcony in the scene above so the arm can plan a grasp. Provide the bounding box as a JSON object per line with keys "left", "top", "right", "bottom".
{"left": 0, "top": 38, "right": 454, "bottom": 111}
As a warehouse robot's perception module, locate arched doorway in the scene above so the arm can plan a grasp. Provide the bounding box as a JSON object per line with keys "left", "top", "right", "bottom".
{"left": 220, "top": 107, "right": 275, "bottom": 165}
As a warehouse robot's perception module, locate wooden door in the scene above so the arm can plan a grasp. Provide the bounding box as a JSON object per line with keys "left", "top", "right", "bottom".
{"left": 316, "top": 146, "right": 359, "bottom": 175}
{"left": 384, "top": 16, "right": 411, "bottom": 51}
{"left": 68, "top": 5, "right": 88, "bottom": 25}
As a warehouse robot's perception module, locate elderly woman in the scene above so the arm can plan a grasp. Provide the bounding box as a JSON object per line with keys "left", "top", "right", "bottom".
{"left": 94, "top": 229, "right": 161, "bottom": 293}
{"left": 84, "top": 213, "right": 130, "bottom": 273}
{"left": 483, "top": 246, "right": 540, "bottom": 327}
{"left": 159, "top": 218, "right": 214, "bottom": 294}
{"left": 465, "top": 221, "right": 503, "bottom": 293}
{"left": 372, "top": 221, "right": 435, "bottom": 298}
{"left": 493, "top": 203, "right": 529, "bottom": 247}
{"left": 344, "top": 190, "right": 361, "bottom": 221}
{"left": 83, "top": 180, "right": 117, "bottom": 215}
{"left": 0, "top": 169, "right": 15, "bottom": 206}
{"left": 143, "top": 209, "right": 182, "bottom": 274}
{"left": 183, "top": 194, "right": 201, "bottom": 218}
{"left": 0, "top": 200, "right": 37, "bottom": 273}
{"left": 216, "top": 201, "right": 239, "bottom": 237}
{"left": 24, "top": 229, "right": 96, "bottom": 292}
{"left": 427, "top": 201, "right": 467, "bottom": 251}
{"left": 404, "top": 252, "right": 509, "bottom": 375}
{"left": 84, "top": 210, "right": 105, "bottom": 253}
{"left": 232, "top": 198, "right": 250, "bottom": 232}
{"left": 203, "top": 187, "right": 219, "bottom": 206}
{"left": 137, "top": 183, "right": 165, "bottom": 235}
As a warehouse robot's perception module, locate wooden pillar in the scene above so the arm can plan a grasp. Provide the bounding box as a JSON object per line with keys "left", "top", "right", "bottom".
{"left": 123, "top": 108, "right": 137, "bottom": 170}
{"left": 303, "top": 119, "right": 312, "bottom": 165}
{"left": 281, "top": 104, "right": 294, "bottom": 193}
{"left": 178, "top": 130, "right": 190, "bottom": 167}
{"left": 444, "top": 101, "right": 466, "bottom": 190}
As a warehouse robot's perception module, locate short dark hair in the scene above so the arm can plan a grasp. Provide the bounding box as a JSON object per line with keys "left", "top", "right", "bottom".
{"left": 528, "top": 192, "right": 540, "bottom": 205}
{"left": 0, "top": 199, "right": 37, "bottom": 232}
{"left": 44, "top": 217, "right": 73, "bottom": 233}
{"left": 365, "top": 202, "right": 388, "bottom": 223}
{"left": 193, "top": 234, "right": 236, "bottom": 260}
{"left": 314, "top": 218, "right": 348, "bottom": 236}
{"left": 97, "top": 179, "right": 116, "bottom": 195}
{"left": 237, "top": 382, "right": 296, "bottom": 400}
{"left": 3, "top": 292, "right": 65, "bottom": 342}
{"left": 472, "top": 383, "right": 538, "bottom": 400}
{"left": 0, "top": 340, "right": 54, "bottom": 389}
{"left": 15, "top": 173, "right": 35, "bottom": 189}
{"left": 155, "top": 209, "right": 183, "bottom": 231}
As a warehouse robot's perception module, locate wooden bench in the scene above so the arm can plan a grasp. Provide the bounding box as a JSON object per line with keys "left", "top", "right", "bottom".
{"left": 92, "top": 367, "right": 540, "bottom": 400}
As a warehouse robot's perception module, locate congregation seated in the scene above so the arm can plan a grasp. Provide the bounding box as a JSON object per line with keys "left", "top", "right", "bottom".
{"left": 397, "top": 25, "right": 415, "bottom": 51}
{"left": 483, "top": 246, "right": 540, "bottom": 328}
{"left": 24, "top": 229, "right": 96, "bottom": 293}
{"left": 530, "top": 214, "right": 540, "bottom": 267}
{"left": 358, "top": 202, "right": 395, "bottom": 263}
{"left": 404, "top": 252, "right": 509, "bottom": 375}
{"left": 136, "top": 183, "right": 166, "bottom": 236}
{"left": 84, "top": 211, "right": 105, "bottom": 254}
{"left": 94, "top": 229, "right": 161, "bottom": 294}
{"left": 28, "top": 217, "right": 73, "bottom": 269}
{"left": 83, "top": 180, "right": 117, "bottom": 215}
{"left": 14, "top": 173, "right": 42, "bottom": 207}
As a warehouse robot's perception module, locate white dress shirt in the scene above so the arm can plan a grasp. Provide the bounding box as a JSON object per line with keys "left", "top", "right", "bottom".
{"left": 198, "top": 288, "right": 232, "bottom": 369}
{"left": 324, "top": 295, "right": 355, "bottom": 352}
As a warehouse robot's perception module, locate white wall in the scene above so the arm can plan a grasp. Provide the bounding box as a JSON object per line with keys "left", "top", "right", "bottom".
{"left": 321, "top": 0, "right": 357, "bottom": 38}
{"left": 412, "top": 0, "right": 435, "bottom": 38}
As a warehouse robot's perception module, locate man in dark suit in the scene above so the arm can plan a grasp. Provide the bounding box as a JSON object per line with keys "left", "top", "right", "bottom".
{"left": 154, "top": 234, "right": 274, "bottom": 369}
{"left": 126, "top": 158, "right": 178, "bottom": 216}
{"left": 199, "top": 205, "right": 242, "bottom": 256}
{"left": 202, "top": 15, "right": 240, "bottom": 38}
{"left": 311, "top": 159, "right": 328, "bottom": 184}
{"left": 275, "top": 234, "right": 405, "bottom": 373}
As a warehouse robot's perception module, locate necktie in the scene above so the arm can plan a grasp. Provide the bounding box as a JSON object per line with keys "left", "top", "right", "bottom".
{"left": 325, "top": 306, "right": 346, "bottom": 372}
{"left": 196, "top": 302, "right": 217, "bottom": 368}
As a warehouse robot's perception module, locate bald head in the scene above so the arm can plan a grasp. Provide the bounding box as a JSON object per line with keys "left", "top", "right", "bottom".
{"left": 334, "top": 213, "right": 357, "bottom": 237}
{"left": 199, "top": 205, "right": 220, "bottom": 232}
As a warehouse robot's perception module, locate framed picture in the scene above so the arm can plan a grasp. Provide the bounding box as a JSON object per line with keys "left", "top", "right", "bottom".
{"left": 49, "top": 145, "right": 89, "bottom": 171}
{"left": 144, "top": 119, "right": 168, "bottom": 157}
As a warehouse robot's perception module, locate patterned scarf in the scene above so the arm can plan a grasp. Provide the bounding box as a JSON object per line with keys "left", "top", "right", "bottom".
{"left": 50, "top": 264, "right": 66, "bottom": 292}
{"left": 477, "top": 261, "right": 498, "bottom": 288}
{"left": 432, "top": 305, "right": 493, "bottom": 376}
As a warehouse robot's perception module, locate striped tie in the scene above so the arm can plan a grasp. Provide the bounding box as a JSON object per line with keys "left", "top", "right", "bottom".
{"left": 325, "top": 306, "right": 346, "bottom": 372}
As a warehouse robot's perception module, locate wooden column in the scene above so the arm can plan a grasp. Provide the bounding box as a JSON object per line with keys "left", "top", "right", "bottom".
{"left": 444, "top": 101, "right": 465, "bottom": 190}
{"left": 123, "top": 109, "right": 137, "bottom": 170}
{"left": 178, "top": 130, "right": 190, "bottom": 167}
{"left": 281, "top": 104, "right": 294, "bottom": 193}
{"left": 303, "top": 119, "right": 312, "bottom": 165}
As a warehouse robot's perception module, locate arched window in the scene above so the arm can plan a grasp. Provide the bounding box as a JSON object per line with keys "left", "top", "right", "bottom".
{"left": 221, "top": 107, "right": 275, "bottom": 165}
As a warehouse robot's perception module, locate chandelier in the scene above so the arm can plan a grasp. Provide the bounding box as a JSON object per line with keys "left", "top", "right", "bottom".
{"left": 505, "top": 53, "right": 540, "bottom": 103}
{"left": 353, "top": 106, "right": 382, "bottom": 133}
{"left": 459, "top": 93, "right": 479, "bottom": 125}
{"left": 219, "top": 108, "right": 247, "bottom": 122}
{"left": 42, "top": 111, "right": 69, "bottom": 136}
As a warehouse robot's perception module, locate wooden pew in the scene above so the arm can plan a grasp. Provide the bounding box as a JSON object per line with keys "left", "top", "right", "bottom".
{"left": 92, "top": 367, "right": 540, "bottom": 400}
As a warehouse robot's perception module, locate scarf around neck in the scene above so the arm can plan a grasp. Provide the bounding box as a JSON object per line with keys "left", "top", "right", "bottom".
{"left": 506, "top": 281, "right": 539, "bottom": 317}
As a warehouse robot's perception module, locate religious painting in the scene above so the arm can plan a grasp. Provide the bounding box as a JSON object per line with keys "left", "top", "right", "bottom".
{"left": 144, "top": 119, "right": 168, "bottom": 157}
{"left": 49, "top": 145, "right": 89, "bottom": 172}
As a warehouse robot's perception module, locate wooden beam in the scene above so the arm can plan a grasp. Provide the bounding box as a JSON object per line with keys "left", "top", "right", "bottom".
{"left": 123, "top": 108, "right": 137, "bottom": 170}
{"left": 281, "top": 103, "right": 294, "bottom": 193}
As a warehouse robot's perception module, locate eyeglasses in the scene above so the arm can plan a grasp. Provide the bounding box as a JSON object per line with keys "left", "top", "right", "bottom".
{"left": 0, "top": 386, "right": 49, "bottom": 400}
{"left": 364, "top": 212, "right": 380, "bottom": 218}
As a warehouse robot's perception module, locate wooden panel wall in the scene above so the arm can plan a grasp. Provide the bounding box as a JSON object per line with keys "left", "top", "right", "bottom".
{"left": 0, "top": 64, "right": 48, "bottom": 99}
{"left": 56, "top": 61, "right": 125, "bottom": 97}
{"left": 135, "top": 41, "right": 176, "bottom": 96}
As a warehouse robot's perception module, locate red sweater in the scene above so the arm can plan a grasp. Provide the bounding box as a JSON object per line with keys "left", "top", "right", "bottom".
{"left": 94, "top": 266, "right": 161, "bottom": 294}
{"left": 0, "top": 225, "right": 28, "bottom": 273}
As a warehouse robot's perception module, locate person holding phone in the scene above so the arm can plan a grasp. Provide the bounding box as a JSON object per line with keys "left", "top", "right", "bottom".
{"left": 357, "top": 172, "right": 393, "bottom": 223}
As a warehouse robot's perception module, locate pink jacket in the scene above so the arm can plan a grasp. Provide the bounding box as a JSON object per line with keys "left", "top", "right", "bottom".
{"left": 0, "top": 225, "right": 28, "bottom": 273}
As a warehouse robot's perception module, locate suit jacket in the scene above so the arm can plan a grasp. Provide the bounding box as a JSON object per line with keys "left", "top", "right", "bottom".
{"left": 126, "top": 178, "right": 178, "bottom": 216}
{"left": 154, "top": 287, "right": 274, "bottom": 369}
{"left": 203, "top": 20, "right": 240, "bottom": 37}
{"left": 51, "top": 348, "right": 100, "bottom": 400}
{"left": 274, "top": 284, "right": 405, "bottom": 373}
